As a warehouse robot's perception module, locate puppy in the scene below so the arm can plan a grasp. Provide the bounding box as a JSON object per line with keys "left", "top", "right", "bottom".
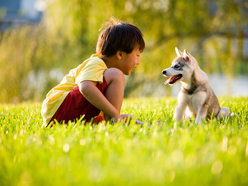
{"left": 162, "top": 47, "right": 230, "bottom": 123}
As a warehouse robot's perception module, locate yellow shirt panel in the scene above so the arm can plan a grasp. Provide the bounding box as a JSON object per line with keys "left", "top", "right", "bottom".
{"left": 41, "top": 54, "right": 108, "bottom": 127}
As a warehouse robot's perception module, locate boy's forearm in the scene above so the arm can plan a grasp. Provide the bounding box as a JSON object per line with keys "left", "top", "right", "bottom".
{"left": 79, "top": 81, "right": 122, "bottom": 121}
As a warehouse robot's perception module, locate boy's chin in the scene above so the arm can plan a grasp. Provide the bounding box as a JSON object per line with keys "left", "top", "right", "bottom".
{"left": 123, "top": 71, "right": 130, "bottom": 76}
{"left": 127, "top": 70, "right": 133, "bottom": 75}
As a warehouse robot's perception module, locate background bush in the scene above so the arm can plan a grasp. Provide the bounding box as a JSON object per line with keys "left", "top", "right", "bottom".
{"left": 0, "top": 0, "right": 248, "bottom": 103}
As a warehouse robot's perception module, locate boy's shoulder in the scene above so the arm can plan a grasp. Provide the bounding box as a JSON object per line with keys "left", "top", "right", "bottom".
{"left": 88, "top": 54, "right": 104, "bottom": 64}
{"left": 83, "top": 54, "right": 106, "bottom": 68}
{"left": 73, "top": 54, "right": 107, "bottom": 75}
{"left": 73, "top": 54, "right": 108, "bottom": 84}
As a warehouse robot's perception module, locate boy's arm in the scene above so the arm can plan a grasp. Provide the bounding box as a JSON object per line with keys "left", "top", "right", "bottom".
{"left": 79, "top": 80, "right": 123, "bottom": 122}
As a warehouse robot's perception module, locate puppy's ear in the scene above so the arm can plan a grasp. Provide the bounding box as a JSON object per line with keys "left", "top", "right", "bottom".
{"left": 183, "top": 50, "right": 190, "bottom": 62}
{"left": 175, "top": 47, "right": 183, "bottom": 57}
{"left": 184, "top": 50, "right": 199, "bottom": 67}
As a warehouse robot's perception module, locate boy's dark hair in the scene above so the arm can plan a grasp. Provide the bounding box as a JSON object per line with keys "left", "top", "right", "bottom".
{"left": 96, "top": 18, "right": 145, "bottom": 56}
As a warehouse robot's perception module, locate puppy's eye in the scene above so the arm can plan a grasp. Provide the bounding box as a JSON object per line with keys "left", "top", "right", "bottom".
{"left": 174, "top": 65, "right": 180, "bottom": 69}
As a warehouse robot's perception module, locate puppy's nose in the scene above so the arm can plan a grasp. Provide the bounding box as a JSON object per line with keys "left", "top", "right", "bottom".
{"left": 162, "top": 70, "right": 167, "bottom": 75}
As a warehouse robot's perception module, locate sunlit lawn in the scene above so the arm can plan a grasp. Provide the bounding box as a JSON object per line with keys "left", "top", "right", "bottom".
{"left": 0, "top": 97, "right": 248, "bottom": 186}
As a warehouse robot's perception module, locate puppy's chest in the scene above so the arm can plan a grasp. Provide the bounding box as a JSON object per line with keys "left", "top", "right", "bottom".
{"left": 187, "top": 99, "right": 199, "bottom": 114}
{"left": 185, "top": 92, "right": 207, "bottom": 113}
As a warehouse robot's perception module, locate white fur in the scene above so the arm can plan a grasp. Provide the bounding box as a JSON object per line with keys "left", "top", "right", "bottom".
{"left": 174, "top": 91, "right": 208, "bottom": 123}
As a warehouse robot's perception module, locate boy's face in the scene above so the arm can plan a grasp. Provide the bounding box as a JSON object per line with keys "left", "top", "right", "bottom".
{"left": 119, "top": 48, "right": 141, "bottom": 75}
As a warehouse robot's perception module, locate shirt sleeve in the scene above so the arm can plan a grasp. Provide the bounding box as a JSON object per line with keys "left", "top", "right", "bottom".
{"left": 75, "top": 58, "right": 108, "bottom": 85}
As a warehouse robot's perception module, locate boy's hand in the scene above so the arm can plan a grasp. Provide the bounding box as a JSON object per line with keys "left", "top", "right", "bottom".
{"left": 121, "top": 114, "right": 144, "bottom": 124}
{"left": 134, "top": 119, "right": 144, "bottom": 124}
{"left": 111, "top": 115, "right": 123, "bottom": 123}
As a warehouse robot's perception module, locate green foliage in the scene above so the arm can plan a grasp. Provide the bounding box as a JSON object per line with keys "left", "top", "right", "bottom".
{"left": 0, "top": 0, "right": 248, "bottom": 103}
{"left": 0, "top": 97, "right": 248, "bottom": 185}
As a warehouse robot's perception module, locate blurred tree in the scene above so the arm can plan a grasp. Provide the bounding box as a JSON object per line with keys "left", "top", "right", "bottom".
{"left": 0, "top": 0, "right": 248, "bottom": 102}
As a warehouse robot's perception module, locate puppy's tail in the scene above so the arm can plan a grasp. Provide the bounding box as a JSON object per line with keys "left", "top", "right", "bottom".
{"left": 217, "top": 107, "right": 231, "bottom": 119}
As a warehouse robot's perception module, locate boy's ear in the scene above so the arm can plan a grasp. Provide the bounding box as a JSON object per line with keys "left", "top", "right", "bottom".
{"left": 116, "top": 51, "right": 123, "bottom": 60}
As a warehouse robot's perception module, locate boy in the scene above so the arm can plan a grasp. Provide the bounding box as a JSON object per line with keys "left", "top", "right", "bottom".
{"left": 41, "top": 18, "right": 145, "bottom": 127}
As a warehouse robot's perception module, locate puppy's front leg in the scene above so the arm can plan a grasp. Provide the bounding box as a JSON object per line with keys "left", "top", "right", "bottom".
{"left": 195, "top": 105, "right": 207, "bottom": 123}
{"left": 174, "top": 105, "right": 187, "bottom": 121}
{"left": 173, "top": 92, "right": 187, "bottom": 122}
{"left": 184, "top": 107, "right": 192, "bottom": 121}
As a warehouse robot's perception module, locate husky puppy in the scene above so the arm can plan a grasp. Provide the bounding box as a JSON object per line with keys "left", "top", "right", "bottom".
{"left": 162, "top": 47, "right": 230, "bottom": 123}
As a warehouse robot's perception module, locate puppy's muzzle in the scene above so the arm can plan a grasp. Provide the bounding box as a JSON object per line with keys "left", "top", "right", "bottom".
{"left": 162, "top": 70, "right": 167, "bottom": 75}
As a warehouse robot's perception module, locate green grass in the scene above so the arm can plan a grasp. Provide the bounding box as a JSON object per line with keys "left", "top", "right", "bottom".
{"left": 0, "top": 97, "right": 248, "bottom": 186}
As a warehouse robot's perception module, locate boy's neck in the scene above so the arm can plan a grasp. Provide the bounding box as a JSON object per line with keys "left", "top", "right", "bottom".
{"left": 100, "top": 55, "right": 119, "bottom": 69}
